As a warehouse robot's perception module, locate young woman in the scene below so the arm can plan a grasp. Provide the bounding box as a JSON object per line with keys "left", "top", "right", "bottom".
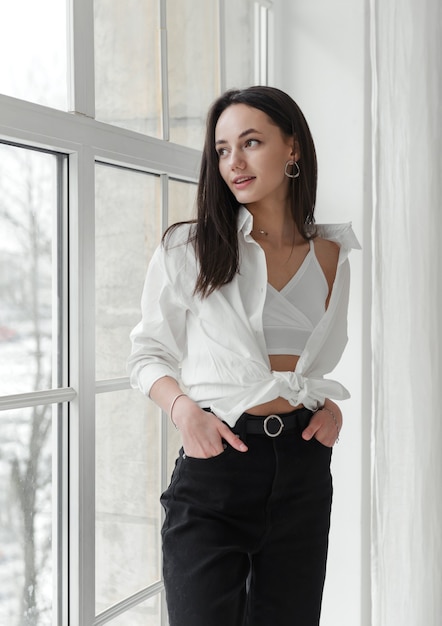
{"left": 128, "top": 86, "right": 360, "bottom": 626}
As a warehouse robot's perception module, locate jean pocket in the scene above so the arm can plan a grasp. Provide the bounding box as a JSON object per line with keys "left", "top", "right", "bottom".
{"left": 311, "top": 436, "right": 333, "bottom": 450}
{"left": 183, "top": 442, "right": 232, "bottom": 463}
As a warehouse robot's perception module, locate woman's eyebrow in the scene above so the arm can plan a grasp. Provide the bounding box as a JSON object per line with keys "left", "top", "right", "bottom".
{"left": 215, "top": 128, "right": 263, "bottom": 145}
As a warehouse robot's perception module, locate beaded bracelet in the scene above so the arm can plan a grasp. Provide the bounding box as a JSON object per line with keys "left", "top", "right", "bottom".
{"left": 317, "top": 406, "right": 340, "bottom": 443}
{"left": 169, "top": 393, "right": 187, "bottom": 429}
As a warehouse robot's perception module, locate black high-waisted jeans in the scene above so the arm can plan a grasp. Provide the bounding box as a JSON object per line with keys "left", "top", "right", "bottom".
{"left": 160, "top": 407, "right": 333, "bottom": 626}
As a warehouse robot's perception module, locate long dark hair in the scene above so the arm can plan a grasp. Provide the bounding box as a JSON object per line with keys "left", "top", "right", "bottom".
{"left": 164, "top": 85, "right": 318, "bottom": 297}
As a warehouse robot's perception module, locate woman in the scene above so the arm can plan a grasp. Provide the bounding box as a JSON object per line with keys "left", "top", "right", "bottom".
{"left": 128, "top": 86, "right": 360, "bottom": 626}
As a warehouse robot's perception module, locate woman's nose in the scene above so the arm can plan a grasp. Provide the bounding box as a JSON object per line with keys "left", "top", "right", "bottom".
{"left": 229, "top": 149, "right": 245, "bottom": 170}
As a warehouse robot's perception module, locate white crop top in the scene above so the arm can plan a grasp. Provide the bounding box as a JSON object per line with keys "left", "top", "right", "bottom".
{"left": 263, "top": 239, "right": 329, "bottom": 356}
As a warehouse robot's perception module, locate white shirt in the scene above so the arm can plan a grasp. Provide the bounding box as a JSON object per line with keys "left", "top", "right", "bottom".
{"left": 128, "top": 206, "right": 361, "bottom": 427}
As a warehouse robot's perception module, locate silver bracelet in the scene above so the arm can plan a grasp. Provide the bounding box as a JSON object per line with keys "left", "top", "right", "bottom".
{"left": 317, "top": 406, "right": 340, "bottom": 443}
{"left": 169, "top": 393, "right": 187, "bottom": 429}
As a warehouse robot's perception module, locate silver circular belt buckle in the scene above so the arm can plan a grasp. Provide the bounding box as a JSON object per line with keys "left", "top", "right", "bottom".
{"left": 263, "top": 414, "right": 284, "bottom": 437}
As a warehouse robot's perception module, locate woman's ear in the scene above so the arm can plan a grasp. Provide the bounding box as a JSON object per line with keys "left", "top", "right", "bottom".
{"left": 291, "top": 136, "right": 301, "bottom": 162}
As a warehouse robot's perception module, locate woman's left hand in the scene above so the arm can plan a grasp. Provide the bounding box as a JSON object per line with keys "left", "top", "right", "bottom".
{"left": 301, "top": 399, "right": 342, "bottom": 447}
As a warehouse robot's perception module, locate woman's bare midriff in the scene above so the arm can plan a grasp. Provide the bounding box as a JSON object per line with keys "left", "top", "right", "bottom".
{"left": 245, "top": 354, "right": 304, "bottom": 416}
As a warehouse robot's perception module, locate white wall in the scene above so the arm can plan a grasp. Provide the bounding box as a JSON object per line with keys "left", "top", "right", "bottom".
{"left": 271, "top": 2, "right": 372, "bottom": 625}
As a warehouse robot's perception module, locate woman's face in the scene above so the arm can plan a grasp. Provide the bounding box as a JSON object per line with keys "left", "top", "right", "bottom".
{"left": 215, "top": 103, "right": 298, "bottom": 209}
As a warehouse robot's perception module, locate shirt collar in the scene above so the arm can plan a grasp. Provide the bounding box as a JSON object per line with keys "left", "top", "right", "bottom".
{"left": 315, "top": 222, "right": 361, "bottom": 251}
{"left": 237, "top": 205, "right": 253, "bottom": 235}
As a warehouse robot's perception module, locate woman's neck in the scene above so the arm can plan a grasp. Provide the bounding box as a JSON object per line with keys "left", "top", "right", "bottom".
{"left": 247, "top": 202, "right": 298, "bottom": 247}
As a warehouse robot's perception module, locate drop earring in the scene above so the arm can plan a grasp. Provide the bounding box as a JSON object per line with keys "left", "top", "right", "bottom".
{"left": 284, "top": 160, "right": 300, "bottom": 179}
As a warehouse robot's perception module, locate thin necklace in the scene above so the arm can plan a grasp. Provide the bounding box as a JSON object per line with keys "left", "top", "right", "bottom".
{"left": 252, "top": 228, "right": 296, "bottom": 263}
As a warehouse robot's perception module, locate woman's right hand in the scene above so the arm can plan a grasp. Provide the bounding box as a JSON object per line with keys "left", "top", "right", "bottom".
{"left": 171, "top": 395, "right": 248, "bottom": 459}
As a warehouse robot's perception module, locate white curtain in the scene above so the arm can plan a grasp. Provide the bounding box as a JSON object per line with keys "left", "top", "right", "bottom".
{"left": 371, "top": 0, "right": 442, "bottom": 624}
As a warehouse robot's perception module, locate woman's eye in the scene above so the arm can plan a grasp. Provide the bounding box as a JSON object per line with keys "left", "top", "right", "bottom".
{"left": 245, "top": 139, "right": 260, "bottom": 148}
{"left": 217, "top": 147, "right": 228, "bottom": 157}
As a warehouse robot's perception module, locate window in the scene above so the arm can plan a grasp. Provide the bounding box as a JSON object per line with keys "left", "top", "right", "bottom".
{"left": 0, "top": 0, "right": 68, "bottom": 110}
{"left": 94, "top": 0, "right": 162, "bottom": 137}
{"left": 0, "top": 1, "right": 272, "bottom": 623}
{"left": 0, "top": 143, "right": 69, "bottom": 625}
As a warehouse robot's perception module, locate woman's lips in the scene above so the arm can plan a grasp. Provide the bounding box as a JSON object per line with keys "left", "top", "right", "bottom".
{"left": 232, "top": 176, "right": 255, "bottom": 189}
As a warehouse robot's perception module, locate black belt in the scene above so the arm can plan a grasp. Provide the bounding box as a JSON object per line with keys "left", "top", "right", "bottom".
{"left": 204, "top": 407, "right": 312, "bottom": 438}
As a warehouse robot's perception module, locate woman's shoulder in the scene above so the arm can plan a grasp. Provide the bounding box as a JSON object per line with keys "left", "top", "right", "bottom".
{"left": 159, "top": 222, "right": 196, "bottom": 265}
{"left": 312, "top": 236, "right": 340, "bottom": 291}
{"left": 313, "top": 222, "right": 361, "bottom": 276}
{"left": 162, "top": 220, "right": 196, "bottom": 249}
{"left": 313, "top": 236, "right": 340, "bottom": 255}
{"left": 155, "top": 221, "right": 198, "bottom": 283}
{"left": 312, "top": 236, "right": 340, "bottom": 266}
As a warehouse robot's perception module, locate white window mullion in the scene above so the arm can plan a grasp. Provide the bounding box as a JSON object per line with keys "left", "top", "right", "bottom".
{"left": 67, "top": 0, "right": 95, "bottom": 117}
{"left": 218, "top": 0, "right": 227, "bottom": 93}
{"left": 53, "top": 402, "right": 70, "bottom": 626}
{"left": 53, "top": 151, "right": 70, "bottom": 626}
{"left": 68, "top": 146, "right": 97, "bottom": 625}
{"left": 266, "top": 3, "right": 274, "bottom": 85}
{"left": 254, "top": 1, "right": 272, "bottom": 86}
{"left": 159, "top": 0, "right": 170, "bottom": 141}
{"left": 0, "top": 94, "right": 201, "bottom": 181}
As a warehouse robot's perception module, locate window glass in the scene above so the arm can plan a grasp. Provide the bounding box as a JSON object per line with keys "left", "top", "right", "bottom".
{"left": 167, "top": 0, "right": 220, "bottom": 148}
{"left": 94, "top": 0, "right": 162, "bottom": 137}
{"left": 0, "top": 144, "right": 64, "bottom": 396}
{"left": 95, "top": 390, "right": 162, "bottom": 613}
{"left": 167, "top": 178, "right": 197, "bottom": 226}
{"left": 95, "top": 164, "right": 161, "bottom": 380}
{"left": 0, "top": 405, "right": 54, "bottom": 624}
{"left": 0, "top": 0, "right": 67, "bottom": 109}
{"left": 223, "top": 0, "right": 255, "bottom": 89}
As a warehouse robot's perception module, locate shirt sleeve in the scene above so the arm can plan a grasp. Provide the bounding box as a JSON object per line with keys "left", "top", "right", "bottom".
{"left": 127, "top": 243, "right": 188, "bottom": 396}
